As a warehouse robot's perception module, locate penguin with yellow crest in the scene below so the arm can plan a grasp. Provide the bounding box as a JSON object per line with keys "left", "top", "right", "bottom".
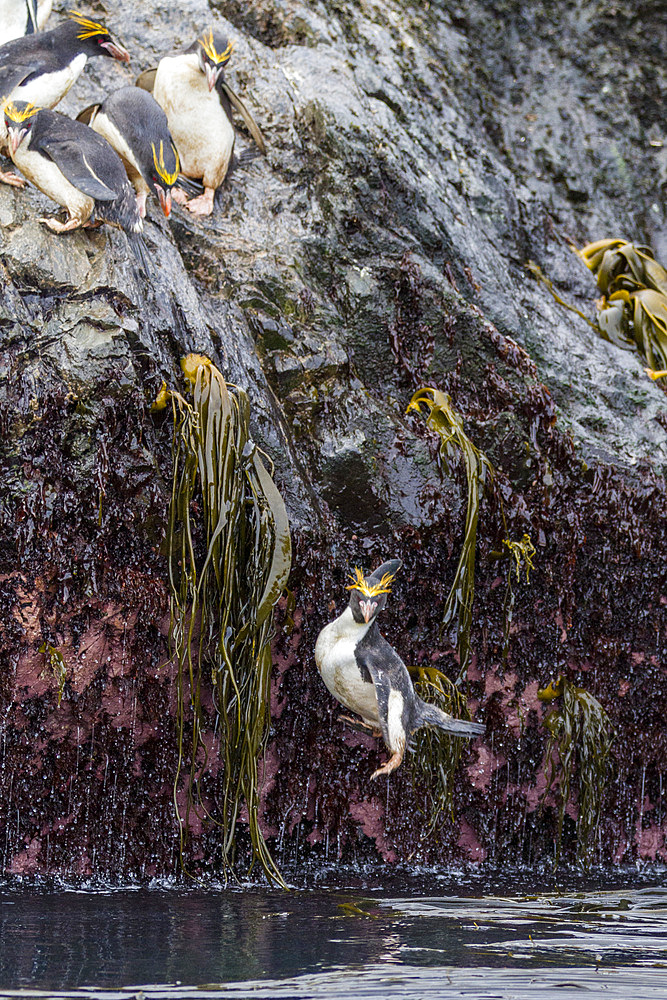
{"left": 137, "top": 27, "right": 265, "bottom": 217}
{"left": 315, "top": 560, "right": 485, "bottom": 779}
{"left": 0, "top": 10, "right": 130, "bottom": 187}
{"left": 78, "top": 88, "right": 180, "bottom": 219}
{"left": 4, "top": 100, "right": 142, "bottom": 233}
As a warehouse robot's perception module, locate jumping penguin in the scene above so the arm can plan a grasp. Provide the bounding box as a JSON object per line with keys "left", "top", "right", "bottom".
{"left": 0, "top": 10, "right": 130, "bottom": 187}
{"left": 137, "top": 27, "right": 265, "bottom": 217}
{"left": 5, "top": 101, "right": 142, "bottom": 233}
{"left": 77, "top": 87, "right": 180, "bottom": 219}
{"left": 315, "top": 560, "right": 485, "bottom": 779}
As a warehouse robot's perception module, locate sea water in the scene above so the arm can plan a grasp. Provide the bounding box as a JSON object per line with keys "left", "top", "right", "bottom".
{"left": 0, "top": 866, "right": 665, "bottom": 999}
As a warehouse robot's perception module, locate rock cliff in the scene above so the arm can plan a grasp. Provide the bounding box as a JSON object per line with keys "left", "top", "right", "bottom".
{"left": 0, "top": 0, "right": 665, "bottom": 874}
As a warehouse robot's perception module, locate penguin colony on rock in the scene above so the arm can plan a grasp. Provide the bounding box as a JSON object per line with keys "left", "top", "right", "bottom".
{"left": 1, "top": 7, "right": 485, "bottom": 782}
{"left": 0, "top": 7, "right": 265, "bottom": 225}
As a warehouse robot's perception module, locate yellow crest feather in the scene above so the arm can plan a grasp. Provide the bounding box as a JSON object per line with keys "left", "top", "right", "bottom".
{"left": 4, "top": 100, "right": 39, "bottom": 123}
{"left": 67, "top": 10, "right": 109, "bottom": 39}
{"left": 151, "top": 140, "right": 180, "bottom": 186}
{"left": 199, "top": 29, "right": 233, "bottom": 65}
{"left": 345, "top": 566, "right": 396, "bottom": 598}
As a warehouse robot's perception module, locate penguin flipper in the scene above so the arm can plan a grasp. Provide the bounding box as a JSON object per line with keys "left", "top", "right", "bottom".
{"left": 75, "top": 103, "right": 100, "bottom": 126}
{"left": 35, "top": 136, "right": 119, "bottom": 201}
{"left": 220, "top": 81, "right": 266, "bottom": 155}
{"left": 135, "top": 67, "right": 157, "bottom": 93}
{"left": 26, "top": 0, "right": 39, "bottom": 32}
{"left": 0, "top": 64, "right": 33, "bottom": 98}
{"left": 355, "top": 629, "right": 412, "bottom": 753}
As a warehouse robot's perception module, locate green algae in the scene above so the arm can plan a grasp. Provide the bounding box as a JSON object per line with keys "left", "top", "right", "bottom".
{"left": 163, "top": 355, "right": 291, "bottom": 886}
{"left": 501, "top": 533, "right": 537, "bottom": 667}
{"left": 539, "top": 675, "right": 613, "bottom": 866}
{"left": 409, "top": 666, "right": 476, "bottom": 840}
{"left": 407, "top": 387, "right": 493, "bottom": 679}
{"left": 40, "top": 642, "right": 67, "bottom": 708}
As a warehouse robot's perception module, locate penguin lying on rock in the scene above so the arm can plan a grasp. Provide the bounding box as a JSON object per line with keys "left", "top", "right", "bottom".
{"left": 0, "top": 0, "right": 53, "bottom": 46}
{"left": 136, "top": 28, "right": 265, "bottom": 217}
{"left": 315, "top": 560, "right": 485, "bottom": 779}
{"left": 77, "top": 87, "right": 180, "bottom": 219}
{"left": 0, "top": 10, "right": 130, "bottom": 187}
{"left": 5, "top": 100, "right": 142, "bottom": 233}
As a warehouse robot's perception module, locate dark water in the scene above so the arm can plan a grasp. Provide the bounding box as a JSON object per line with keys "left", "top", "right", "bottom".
{"left": 0, "top": 868, "right": 665, "bottom": 999}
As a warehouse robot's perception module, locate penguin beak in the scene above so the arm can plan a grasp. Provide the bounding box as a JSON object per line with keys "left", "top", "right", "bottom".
{"left": 360, "top": 599, "right": 377, "bottom": 623}
{"left": 100, "top": 39, "right": 131, "bottom": 63}
{"left": 7, "top": 125, "right": 27, "bottom": 155}
{"left": 205, "top": 62, "right": 222, "bottom": 92}
{"left": 157, "top": 186, "right": 172, "bottom": 218}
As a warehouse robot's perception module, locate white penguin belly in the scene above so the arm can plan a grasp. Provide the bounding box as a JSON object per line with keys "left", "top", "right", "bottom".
{"left": 315, "top": 620, "right": 379, "bottom": 724}
{"left": 91, "top": 112, "right": 147, "bottom": 196}
{"left": 12, "top": 145, "right": 94, "bottom": 222}
{"left": 37, "top": 0, "right": 53, "bottom": 30}
{"left": 0, "top": 2, "right": 28, "bottom": 45}
{"left": 153, "top": 55, "right": 234, "bottom": 189}
{"left": 15, "top": 53, "right": 87, "bottom": 109}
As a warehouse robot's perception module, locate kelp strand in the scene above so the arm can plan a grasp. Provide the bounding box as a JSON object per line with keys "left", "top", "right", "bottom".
{"left": 409, "top": 666, "right": 476, "bottom": 841}
{"left": 538, "top": 675, "right": 613, "bottom": 866}
{"left": 501, "top": 534, "right": 536, "bottom": 666}
{"left": 407, "top": 387, "right": 493, "bottom": 679}
{"left": 165, "top": 355, "right": 291, "bottom": 885}
{"left": 577, "top": 239, "right": 667, "bottom": 374}
{"left": 40, "top": 642, "right": 67, "bottom": 708}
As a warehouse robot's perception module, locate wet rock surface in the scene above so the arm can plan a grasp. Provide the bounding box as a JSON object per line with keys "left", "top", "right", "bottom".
{"left": 0, "top": 0, "right": 665, "bottom": 874}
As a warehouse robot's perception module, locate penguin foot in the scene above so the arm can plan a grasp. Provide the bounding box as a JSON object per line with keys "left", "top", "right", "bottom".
{"left": 136, "top": 191, "right": 148, "bottom": 219}
{"left": 172, "top": 187, "right": 189, "bottom": 206}
{"left": 339, "top": 715, "right": 382, "bottom": 737}
{"left": 0, "top": 170, "right": 26, "bottom": 188}
{"left": 371, "top": 748, "right": 405, "bottom": 780}
{"left": 185, "top": 187, "right": 215, "bottom": 216}
{"left": 39, "top": 216, "right": 84, "bottom": 233}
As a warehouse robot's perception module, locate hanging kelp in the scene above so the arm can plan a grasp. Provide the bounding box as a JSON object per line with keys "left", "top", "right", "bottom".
{"left": 407, "top": 388, "right": 493, "bottom": 679}
{"left": 538, "top": 676, "right": 613, "bottom": 866}
{"left": 158, "top": 354, "right": 291, "bottom": 885}
{"left": 408, "top": 666, "right": 477, "bottom": 840}
{"left": 578, "top": 239, "right": 667, "bottom": 377}
{"left": 501, "top": 533, "right": 536, "bottom": 667}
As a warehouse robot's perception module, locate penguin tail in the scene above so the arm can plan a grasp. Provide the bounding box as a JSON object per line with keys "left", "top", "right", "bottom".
{"left": 127, "top": 231, "right": 152, "bottom": 278}
{"left": 415, "top": 699, "right": 485, "bottom": 739}
{"left": 95, "top": 188, "right": 143, "bottom": 235}
{"left": 174, "top": 174, "right": 204, "bottom": 198}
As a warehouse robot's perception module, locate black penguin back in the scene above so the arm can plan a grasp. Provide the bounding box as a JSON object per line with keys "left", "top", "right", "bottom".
{"left": 98, "top": 87, "right": 177, "bottom": 184}
{"left": 29, "top": 109, "right": 142, "bottom": 233}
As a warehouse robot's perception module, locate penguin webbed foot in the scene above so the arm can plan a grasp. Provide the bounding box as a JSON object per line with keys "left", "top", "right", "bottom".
{"left": 185, "top": 187, "right": 216, "bottom": 216}
{"left": 0, "top": 169, "right": 26, "bottom": 189}
{"left": 38, "top": 215, "right": 84, "bottom": 233}
{"left": 371, "top": 748, "right": 405, "bottom": 780}
{"left": 172, "top": 187, "right": 189, "bottom": 206}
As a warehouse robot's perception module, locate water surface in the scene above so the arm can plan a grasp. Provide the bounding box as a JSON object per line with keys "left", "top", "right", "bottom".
{"left": 0, "top": 867, "right": 665, "bottom": 999}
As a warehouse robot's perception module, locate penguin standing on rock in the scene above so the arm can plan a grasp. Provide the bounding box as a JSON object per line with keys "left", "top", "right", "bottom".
{"left": 139, "top": 28, "right": 265, "bottom": 217}
{"left": 78, "top": 88, "right": 180, "bottom": 219}
{"left": 315, "top": 560, "right": 485, "bottom": 780}
{"left": 0, "top": 0, "right": 53, "bottom": 46}
{"left": 0, "top": 11, "right": 130, "bottom": 186}
{"left": 5, "top": 101, "right": 142, "bottom": 233}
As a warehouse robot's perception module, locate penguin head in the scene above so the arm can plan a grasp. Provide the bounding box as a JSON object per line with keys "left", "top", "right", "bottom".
{"left": 4, "top": 101, "right": 39, "bottom": 155}
{"left": 66, "top": 10, "right": 130, "bottom": 63}
{"left": 149, "top": 139, "right": 180, "bottom": 217}
{"left": 194, "top": 29, "right": 233, "bottom": 91}
{"left": 345, "top": 559, "right": 402, "bottom": 625}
